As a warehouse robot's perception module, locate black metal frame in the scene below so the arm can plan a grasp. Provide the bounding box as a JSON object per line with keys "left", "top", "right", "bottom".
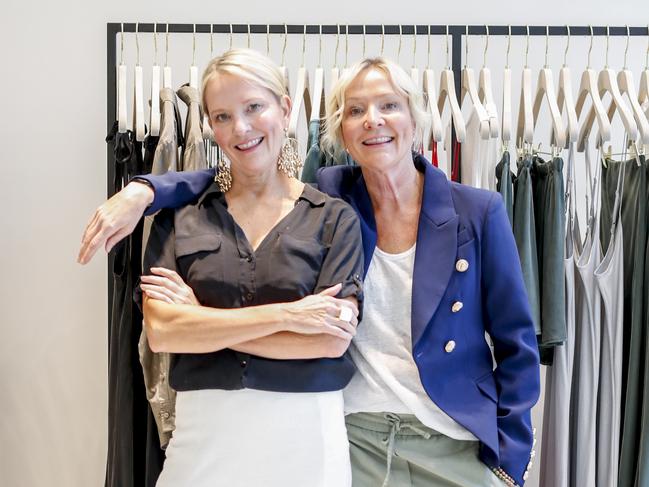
{"left": 105, "top": 23, "right": 649, "bottom": 317}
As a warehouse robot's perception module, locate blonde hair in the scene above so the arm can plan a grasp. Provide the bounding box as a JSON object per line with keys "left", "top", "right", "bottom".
{"left": 321, "top": 57, "right": 429, "bottom": 160}
{"left": 201, "top": 48, "right": 288, "bottom": 114}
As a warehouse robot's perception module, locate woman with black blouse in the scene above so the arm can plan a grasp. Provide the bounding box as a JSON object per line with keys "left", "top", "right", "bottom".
{"left": 130, "top": 49, "right": 362, "bottom": 487}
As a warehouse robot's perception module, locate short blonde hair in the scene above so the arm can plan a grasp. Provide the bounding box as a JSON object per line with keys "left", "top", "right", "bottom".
{"left": 201, "top": 48, "right": 288, "bottom": 114}
{"left": 321, "top": 57, "right": 429, "bottom": 160}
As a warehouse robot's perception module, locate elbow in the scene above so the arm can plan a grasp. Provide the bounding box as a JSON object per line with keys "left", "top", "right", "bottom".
{"left": 144, "top": 316, "right": 168, "bottom": 353}
{"left": 325, "top": 336, "right": 352, "bottom": 358}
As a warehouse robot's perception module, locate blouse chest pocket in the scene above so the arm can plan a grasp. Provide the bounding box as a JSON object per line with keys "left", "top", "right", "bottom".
{"left": 174, "top": 233, "right": 224, "bottom": 289}
{"left": 266, "top": 233, "right": 327, "bottom": 296}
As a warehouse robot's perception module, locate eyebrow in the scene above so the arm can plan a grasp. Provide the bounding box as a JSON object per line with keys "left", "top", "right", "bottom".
{"left": 208, "top": 97, "right": 267, "bottom": 115}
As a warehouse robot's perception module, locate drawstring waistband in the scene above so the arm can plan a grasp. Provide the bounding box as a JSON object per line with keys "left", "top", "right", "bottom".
{"left": 380, "top": 413, "right": 432, "bottom": 487}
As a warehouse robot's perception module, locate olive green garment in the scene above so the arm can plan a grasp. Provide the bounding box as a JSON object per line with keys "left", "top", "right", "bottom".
{"left": 513, "top": 155, "right": 541, "bottom": 336}
{"left": 495, "top": 150, "right": 514, "bottom": 227}
{"left": 301, "top": 119, "right": 355, "bottom": 184}
{"left": 531, "top": 155, "right": 566, "bottom": 365}
{"left": 345, "top": 413, "right": 503, "bottom": 487}
{"left": 611, "top": 155, "right": 648, "bottom": 487}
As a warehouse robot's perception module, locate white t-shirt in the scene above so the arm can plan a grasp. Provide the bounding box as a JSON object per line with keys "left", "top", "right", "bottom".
{"left": 344, "top": 244, "right": 477, "bottom": 441}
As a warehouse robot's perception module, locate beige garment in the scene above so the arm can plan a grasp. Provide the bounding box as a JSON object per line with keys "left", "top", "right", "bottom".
{"left": 177, "top": 84, "right": 207, "bottom": 172}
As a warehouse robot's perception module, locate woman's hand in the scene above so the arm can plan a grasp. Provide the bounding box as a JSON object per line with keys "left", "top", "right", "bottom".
{"left": 282, "top": 284, "right": 359, "bottom": 340}
{"left": 140, "top": 267, "right": 200, "bottom": 305}
{"left": 77, "top": 181, "right": 154, "bottom": 265}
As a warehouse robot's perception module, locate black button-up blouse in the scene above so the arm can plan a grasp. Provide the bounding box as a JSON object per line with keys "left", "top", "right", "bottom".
{"left": 140, "top": 182, "right": 364, "bottom": 393}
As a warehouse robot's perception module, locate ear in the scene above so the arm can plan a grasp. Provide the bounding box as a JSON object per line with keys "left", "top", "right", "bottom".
{"left": 280, "top": 94, "right": 292, "bottom": 126}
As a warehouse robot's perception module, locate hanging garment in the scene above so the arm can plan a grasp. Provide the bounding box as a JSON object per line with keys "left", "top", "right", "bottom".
{"left": 617, "top": 154, "right": 648, "bottom": 487}
{"left": 570, "top": 145, "right": 602, "bottom": 487}
{"left": 595, "top": 154, "right": 626, "bottom": 487}
{"left": 151, "top": 88, "right": 183, "bottom": 175}
{"left": 531, "top": 155, "right": 567, "bottom": 364}
{"left": 513, "top": 154, "right": 541, "bottom": 335}
{"left": 539, "top": 143, "right": 577, "bottom": 487}
{"left": 142, "top": 133, "right": 159, "bottom": 175}
{"left": 301, "top": 118, "right": 355, "bottom": 184}
{"left": 460, "top": 112, "right": 499, "bottom": 190}
{"left": 495, "top": 150, "right": 514, "bottom": 226}
{"left": 640, "top": 162, "right": 649, "bottom": 486}
{"left": 618, "top": 153, "right": 649, "bottom": 487}
{"left": 104, "top": 122, "right": 148, "bottom": 487}
{"left": 177, "top": 84, "right": 207, "bottom": 172}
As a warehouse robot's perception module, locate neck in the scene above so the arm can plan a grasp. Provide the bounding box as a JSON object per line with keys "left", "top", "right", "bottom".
{"left": 228, "top": 167, "right": 299, "bottom": 202}
{"left": 361, "top": 155, "right": 424, "bottom": 212}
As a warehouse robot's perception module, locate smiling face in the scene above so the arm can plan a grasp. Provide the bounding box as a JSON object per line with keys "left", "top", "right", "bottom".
{"left": 205, "top": 72, "right": 291, "bottom": 178}
{"left": 341, "top": 67, "right": 416, "bottom": 173}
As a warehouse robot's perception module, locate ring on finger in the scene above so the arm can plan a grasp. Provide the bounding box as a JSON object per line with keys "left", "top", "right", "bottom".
{"left": 338, "top": 307, "right": 353, "bottom": 323}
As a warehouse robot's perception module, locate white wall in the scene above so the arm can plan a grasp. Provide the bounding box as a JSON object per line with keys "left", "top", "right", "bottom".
{"left": 1, "top": 1, "right": 647, "bottom": 486}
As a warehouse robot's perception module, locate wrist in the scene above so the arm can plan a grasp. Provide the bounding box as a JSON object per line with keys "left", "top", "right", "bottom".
{"left": 126, "top": 179, "right": 155, "bottom": 208}
{"left": 270, "top": 302, "right": 294, "bottom": 333}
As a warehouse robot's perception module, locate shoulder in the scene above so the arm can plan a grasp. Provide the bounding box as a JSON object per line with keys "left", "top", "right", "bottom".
{"left": 448, "top": 182, "right": 501, "bottom": 223}
{"left": 303, "top": 183, "right": 358, "bottom": 223}
{"left": 315, "top": 165, "right": 363, "bottom": 199}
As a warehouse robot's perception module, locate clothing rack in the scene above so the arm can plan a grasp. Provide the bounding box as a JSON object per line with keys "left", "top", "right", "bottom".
{"left": 105, "top": 22, "right": 649, "bottom": 320}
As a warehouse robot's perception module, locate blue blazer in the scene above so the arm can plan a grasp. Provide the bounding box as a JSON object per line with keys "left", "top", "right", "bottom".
{"left": 139, "top": 155, "right": 540, "bottom": 485}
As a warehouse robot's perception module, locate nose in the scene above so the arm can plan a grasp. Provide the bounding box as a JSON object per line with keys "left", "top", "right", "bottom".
{"left": 232, "top": 115, "right": 251, "bottom": 136}
{"left": 363, "top": 105, "right": 384, "bottom": 130}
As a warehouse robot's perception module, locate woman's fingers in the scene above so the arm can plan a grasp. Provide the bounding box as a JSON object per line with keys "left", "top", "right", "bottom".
{"left": 141, "top": 283, "right": 184, "bottom": 304}
{"left": 151, "top": 267, "right": 186, "bottom": 287}
{"left": 141, "top": 274, "right": 181, "bottom": 293}
{"left": 317, "top": 283, "right": 342, "bottom": 297}
{"left": 142, "top": 288, "right": 174, "bottom": 304}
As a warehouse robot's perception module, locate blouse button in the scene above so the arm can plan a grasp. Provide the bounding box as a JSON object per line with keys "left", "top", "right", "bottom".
{"left": 246, "top": 256, "right": 253, "bottom": 263}
{"left": 241, "top": 360, "right": 248, "bottom": 368}
{"left": 246, "top": 292, "right": 254, "bottom": 301}
{"left": 455, "top": 259, "right": 469, "bottom": 272}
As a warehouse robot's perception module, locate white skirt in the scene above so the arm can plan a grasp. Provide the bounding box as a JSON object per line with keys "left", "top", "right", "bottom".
{"left": 156, "top": 388, "right": 351, "bottom": 487}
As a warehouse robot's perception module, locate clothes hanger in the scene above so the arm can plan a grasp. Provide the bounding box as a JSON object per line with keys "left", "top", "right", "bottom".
{"left": 516, "top": 26, "right": 534, "bottom": 148}
{"left": 423, "top": 25, "right": 443, "bottom": 145}
{"left": 409, "top": 25, "right": 420, "bottom": 87}
{"left": 501, "top": 25, "right": 512, "bottom": 149}
{"left": 133, "top": 23, "right": 146, "bottom": 142}
{"left": 329, "top": 25, "right": 341, "bottom": 97}
{"left": 603, "top": 26, "right": 649, "bottom": 146}
{"left": 556, "top": 26, "right": 579, "bottom": 147}
{"left": 437, "top": 26, "right": 466, "bottom": 144}
{"left": 460, "top": 26, "right": 491, "bottom": 139}
{"left": 310, "top": 25, "right": 326, "bottom": 122}
{"left": 341, "top": 25, "right": 351, "bottom": 77}
{"left": 117, "top": 23, "right": 128, "bottom": 134}
{"left": 162, "top": 23, "right": 172, "bottom": 89}
{"left": 188, "top": 24, "right": 199, "bottom": 89}
{"left": 477, "top": 26, "right": 500, "bottom": 139}
{"left": 202, "top": 25, "right": 215, "bottom": 142}
{"left": 531, "top": 26, "right": 566, "bottom": 150}
{"left": 288, "top": 25, "right": 312, "bottom": 139}
{"left": 574, "top": 26, "right": 612, "bottom": 152}
{"left": 279, "top": 24, "right": 291, "bottom": 96}
{"left": 579, "top": 26, "right": 638, "bottom": 150}
{"left": 150, "top": 23, "right": 161, "bottom": 137}
{"left": 639, "top": 27, "right": 649, "bottom": 109}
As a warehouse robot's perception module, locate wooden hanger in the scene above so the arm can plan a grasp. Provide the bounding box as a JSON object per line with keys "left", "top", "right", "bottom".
{"left": 279, "top": 24, "right": 291, "bottom": 96}
{"left": 117, "top": 24, "right": 128, "bottom": 134}
{"left": 422, "top": 26, "right": 443, "bottom": 145}
{"left": 328, "top": 24, "right": 342, "bottom": 102}
{"left": 150, "top": 24, "right": 161, "bottom": 137}
{"left": 460, "top": 27, "right": 490, "bottom": 139}
{"left": 132, "top": 24, "right": 146, "bottom": 142}
{"left": 578, "top": 26, "right": 636, "bottom": 151}
{"left": 288, "top": 26, "right": 312, "bottom": 139}
{"left": 202, "top": 25, "right": 215, "bottom": 142}
{"left": 162, "top": 24, "right": 172, "bottom": 89}
{"left": 188, "top": 25, "right": 199, "bottom": 89}
{"left": 639, "top": 27, "right": 649, "bottom": 108}
{"left": 477, "top": 26, "right": 499, "bottom": 139}
{"left": 603, "top": 27, "right": 649, "bottom": 145}
{"left": 310, "top": 26, "right": 326, "bottom": 122}
{"left": 501, "top": 26, "right": 512, "bottom": 147}
{"left": 516, "top": 27, "right": 534, "bottom": 146}
{"left": 531, "top": 27, "right": 566, "bottom": 150}
{"left": 437, "top": 27, "right": 466, "bottom": 143}
{"left": 555, "top": 26, "right": 578, "bottom": 147}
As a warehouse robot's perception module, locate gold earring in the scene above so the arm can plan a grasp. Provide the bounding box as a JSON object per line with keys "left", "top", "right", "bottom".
{"left": 277, "top": 129, "right": 303, "bottom": 178}
{"left": 214, "top": 149, "right": 232, "bottom": 192}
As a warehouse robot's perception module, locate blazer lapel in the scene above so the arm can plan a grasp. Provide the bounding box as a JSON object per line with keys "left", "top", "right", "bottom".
{"left": 343, "top": 170, "right": 377, "bottom": 277}
{"left": 411, "top": 161, "right": 458, "bottom": 347}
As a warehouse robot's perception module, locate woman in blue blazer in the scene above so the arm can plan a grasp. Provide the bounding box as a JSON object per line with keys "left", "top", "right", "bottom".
{"left": 79, "top": 56, "right": 539, "bottom": 487}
